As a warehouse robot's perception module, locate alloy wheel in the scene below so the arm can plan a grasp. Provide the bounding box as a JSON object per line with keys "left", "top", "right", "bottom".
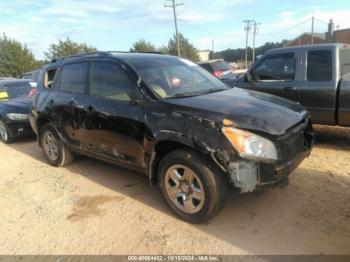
{"left": 0, "top": 120, "right": 8, "bottom": 142}
{"left": 165, "top": 164, "right": 205, "bottom": 214}
{"left": 42, "top": 131, "right": 59, "bottom": 161}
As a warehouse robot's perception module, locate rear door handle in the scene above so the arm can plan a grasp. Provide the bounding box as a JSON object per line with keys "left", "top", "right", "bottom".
{"left": 283, "top": 86, "right": 295, "bottom": 93}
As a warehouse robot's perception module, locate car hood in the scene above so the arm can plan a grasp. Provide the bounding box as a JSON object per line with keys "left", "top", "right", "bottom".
{"left": 165, "top": 88, "right": 308, "bottom": 136}
{"left": 0, "top": 99, "right": 30, "bottom": 115}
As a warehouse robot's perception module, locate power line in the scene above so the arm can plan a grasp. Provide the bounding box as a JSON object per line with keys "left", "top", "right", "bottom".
{"left": 258, "top": 18, "right": 311, "bottom": 36}
{"left": 314, "top": 18, "right": 328, "bottom": 25}
{"left": 164, "top": 0, "right": 183, "bottom": 56}
{"left": 177, "top": 19, "right": 234, "bottom": 38}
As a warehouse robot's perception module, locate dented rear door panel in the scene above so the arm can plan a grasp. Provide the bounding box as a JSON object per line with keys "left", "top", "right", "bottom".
{"left": 82, "top": 95, "right": 146, "bottom": 169}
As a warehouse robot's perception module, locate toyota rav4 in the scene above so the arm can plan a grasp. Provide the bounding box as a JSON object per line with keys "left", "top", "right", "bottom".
{"left": 29, "top": 52, "right": 314, "bottom": 223}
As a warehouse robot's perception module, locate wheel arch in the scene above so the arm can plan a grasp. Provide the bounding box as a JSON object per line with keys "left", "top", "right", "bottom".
{"left": 36, "top": 117, "right": 51, "bottom": 146}
{"left": 149, "top": 138, "right": 216, "bottom": 186}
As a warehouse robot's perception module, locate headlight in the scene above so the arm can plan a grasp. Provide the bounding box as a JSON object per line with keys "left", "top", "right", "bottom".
{"left": 6, "top": 113, "right": 29, "bottom": 121}
{"left": 222, "top": 127, "right": 278, "bottom": 161}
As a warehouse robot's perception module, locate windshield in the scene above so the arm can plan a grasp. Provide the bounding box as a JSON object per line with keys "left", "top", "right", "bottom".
{"left": 0, "top": 82, "right": 32, "bottom": 100}
{"left": 130, "top": 57, "right": 228, "bottom": 98}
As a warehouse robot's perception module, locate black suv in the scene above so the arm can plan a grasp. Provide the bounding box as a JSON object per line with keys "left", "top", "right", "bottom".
{"left": 30, "top": 52, "right": 314, "bottom": 223}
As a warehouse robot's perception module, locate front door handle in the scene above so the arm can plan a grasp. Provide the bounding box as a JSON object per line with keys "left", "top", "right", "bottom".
{"left": 283, "top": 86, "right": 295, "bottom": 93}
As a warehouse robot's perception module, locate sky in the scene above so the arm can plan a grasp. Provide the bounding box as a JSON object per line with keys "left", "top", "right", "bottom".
{"left": 1, "top": 0, "right": 350, "bottom": 60}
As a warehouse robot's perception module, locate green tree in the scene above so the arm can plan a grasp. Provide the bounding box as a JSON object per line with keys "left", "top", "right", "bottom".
{"left": 130, "top": 39, "right": 157, "bottom": 52}
{"left": 165, "top": 34, "right": 200, "bottom": 61}
{"left": 44, "top": 37, "right": 97, "bottom": 60}
{"left": 0, "top": 34, "right": 40, "bottom": 77}
{"left": 215, "top": 40, "right": 289, "bottom": 62}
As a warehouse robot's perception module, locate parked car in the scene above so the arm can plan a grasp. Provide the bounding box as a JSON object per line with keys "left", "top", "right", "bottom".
{"left": 30, "top": 52, "right": 314, "bottom": 223}
{"left": 0, "top": 77, "right": 16, "bottom": 81}
{"left": 21, "top": 70, "right": 39, "bottom": 81}
{"left": 0, "top": 80, "right": 34, "bottom": 143}
{"left": 198, "top": 59, "right": 237, "bottom": 86}
{"left": 231, "top": 44, "right": 350, "bottom": 127}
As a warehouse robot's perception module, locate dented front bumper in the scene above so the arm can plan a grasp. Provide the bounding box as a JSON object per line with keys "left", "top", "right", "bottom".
{"left": 228, "top": 148, "right": 311, "bottom": 193}
{"left": 227, "top": 119, "right": 314, "bottom": 193}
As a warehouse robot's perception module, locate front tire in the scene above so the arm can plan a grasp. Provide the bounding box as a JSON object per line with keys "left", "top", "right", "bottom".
{"left": 158, "top": 149, "right": 228, "bottom": 223}
{"left": 0, "top": 120, "right": 13, "bottom": 144}
{"left": 40, "top": 123, "right": 74, "bottom": 167}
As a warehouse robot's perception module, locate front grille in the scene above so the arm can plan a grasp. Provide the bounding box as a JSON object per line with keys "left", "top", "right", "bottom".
{"left": 258, "top": 118, "right": 314, "bottom": 184}
{"left": 277, "top": 118, "right": 314, "bottom": 164}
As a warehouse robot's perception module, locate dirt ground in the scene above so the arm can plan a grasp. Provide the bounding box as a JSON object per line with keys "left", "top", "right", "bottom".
{"left": 0, "top": 125, "right": 349, "bottom": 255}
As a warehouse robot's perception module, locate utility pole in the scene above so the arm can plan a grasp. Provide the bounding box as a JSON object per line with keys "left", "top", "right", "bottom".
{"left": 243, "top": 20, "right": 254, "bottom": 68}
{"left": 211, "top": 39, "right": 214, "bottom": 59}
{"left": 252, "top": 21, "right": 260, "bottom": 63}
{"left": 165, "top": 0, "right": 183, "bottom": 57}
{"left": 311, "top": 9, "right": 315, "bottom": 45}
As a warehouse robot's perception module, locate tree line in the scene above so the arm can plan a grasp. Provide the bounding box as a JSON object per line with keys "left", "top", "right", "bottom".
{"left": 0, "top": 33, "right": 199, "bottom": 78}
{"left": 0, "top": 32, "right": 288, "bottom": 78}
{"left": 213, "top": 40, "right": 289, "bottom": 62}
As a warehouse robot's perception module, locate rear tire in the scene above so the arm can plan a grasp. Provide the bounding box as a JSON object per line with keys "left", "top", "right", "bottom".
{"left": 0, "top": 120, "right": 13, "bottom": 144}
{"left": 158, "top": 148, "right": 229, "bottom": 223}
{"left": 40, "top": 123, "right": 74, "bottom": 167}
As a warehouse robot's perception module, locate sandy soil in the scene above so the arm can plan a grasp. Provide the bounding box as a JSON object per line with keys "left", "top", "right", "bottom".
{"left": 0, "top": 126, "right": 349, "bottom": 255}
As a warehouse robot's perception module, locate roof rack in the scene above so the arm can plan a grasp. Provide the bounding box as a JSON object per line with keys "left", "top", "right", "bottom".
{"left": 51, "top": 50, "right": 166, "bottom": 62}
{"left": 51, "top": 51, "right": 112, "bottom": 62}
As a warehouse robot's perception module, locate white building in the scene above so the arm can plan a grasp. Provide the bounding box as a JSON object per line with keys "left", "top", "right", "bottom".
{"left": 197, "top": 50, "right": 210, "bottom": 62}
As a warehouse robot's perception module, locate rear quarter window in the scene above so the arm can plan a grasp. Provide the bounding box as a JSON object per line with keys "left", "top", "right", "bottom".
{"left": 340, "top": 48, "right": 350, "bottom": 77}
{"left": 307, "top": 50, "right": 333, "bottom": 81}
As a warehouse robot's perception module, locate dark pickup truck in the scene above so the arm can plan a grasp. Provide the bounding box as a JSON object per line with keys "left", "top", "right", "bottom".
{"left": 231, "top": 44, "right": 350, "bottom": 126}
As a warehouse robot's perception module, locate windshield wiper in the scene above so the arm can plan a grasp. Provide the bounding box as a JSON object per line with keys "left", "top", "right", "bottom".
{"left": 202, "top": 88, "right": 228, "bottom": 94}
{"left": 166, "top": 92, "right": 202, "bottom": 99}
{"left": 166, "top": 88, "right": 228, "bottom": 99}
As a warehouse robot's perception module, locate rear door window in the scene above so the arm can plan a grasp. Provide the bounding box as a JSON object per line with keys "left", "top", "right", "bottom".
{"left": 307, "top": 50, "right": 332, "bottom": 81}
{"left": 59, "top": 63, "right": 88, "bottom": 94}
